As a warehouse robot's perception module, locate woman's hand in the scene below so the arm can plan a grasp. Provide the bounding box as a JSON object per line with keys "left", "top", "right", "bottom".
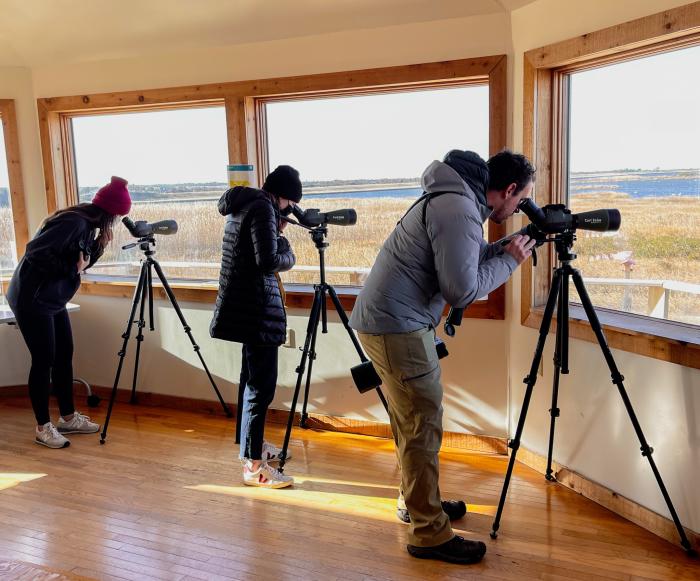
{"left": 77, "top": 252, "right": 90, "bottom": 274}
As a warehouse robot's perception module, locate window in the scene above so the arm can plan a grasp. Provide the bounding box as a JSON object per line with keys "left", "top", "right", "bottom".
{"left": 523, "top": 4, "right": 700, "bottom": 368}
{"left": 0, "top": 99, "right": 28, "bottom": 304}
{"left": 71, "top": 105, "right": 228, "bottom": 281}
{"left": 264, "top": 86, "right": 489, "bottom": 287}
{"left": 0, "top": 118, "right": 17, "bottom": 279}
{"left": 565, "top": 46, "right": 700, "bottom": 326}
{"left": 38, "top": 55, "right": 507, "bottom": 317}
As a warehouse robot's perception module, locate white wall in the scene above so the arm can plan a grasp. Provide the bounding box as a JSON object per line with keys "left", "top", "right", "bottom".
{"left": 509, "top": 0, "right": 700, "bottom": 532}
{"left": 64, "top": 295, "right": 509, "bottom": 436}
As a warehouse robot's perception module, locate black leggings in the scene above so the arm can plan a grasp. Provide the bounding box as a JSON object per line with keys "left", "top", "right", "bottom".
{"left": 13, "top": 308, "right": 75, "bottom": 425}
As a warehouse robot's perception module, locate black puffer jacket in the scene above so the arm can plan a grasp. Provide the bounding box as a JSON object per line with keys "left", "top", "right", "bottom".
{"left": 209, "top": 187, "right": 295, "bottom": 346}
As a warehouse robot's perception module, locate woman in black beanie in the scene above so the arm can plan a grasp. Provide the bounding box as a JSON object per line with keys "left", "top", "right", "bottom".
{"left": 211, "top": 165, "right": 302, "bottom": 488}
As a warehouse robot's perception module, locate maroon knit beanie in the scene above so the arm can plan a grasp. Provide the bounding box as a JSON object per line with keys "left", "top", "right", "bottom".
{"left": 92, "top": 176, "right": 132, "bottom": 216}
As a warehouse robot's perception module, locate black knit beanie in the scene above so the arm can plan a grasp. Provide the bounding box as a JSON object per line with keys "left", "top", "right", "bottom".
{"left": 262, "top": 165, "right": 303, "bottom": 202}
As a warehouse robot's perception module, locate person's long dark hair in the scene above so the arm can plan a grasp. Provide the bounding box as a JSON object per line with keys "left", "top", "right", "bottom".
{"left": 43, "top": 203, "right": 117, "bottom": 254}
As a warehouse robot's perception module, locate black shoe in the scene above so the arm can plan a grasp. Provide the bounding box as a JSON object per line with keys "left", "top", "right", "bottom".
{"left": 396, "top": 499, "right": 467, "bottom": 524}
{"left": 407, "top": 535, "right": 486, "bottom": 565}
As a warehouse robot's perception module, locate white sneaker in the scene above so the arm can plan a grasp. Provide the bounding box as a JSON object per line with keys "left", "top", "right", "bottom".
{"left": 262, "top": 440, "right": 291, "bottom": 462}
{"left": 242, "top": 460, "right": 294, "bottom": 489}
{"left": 56, "top": 411, "right": 100, "bottom": 434}
{"left": 35, "top": 422, "right": 70, "bottom": 449}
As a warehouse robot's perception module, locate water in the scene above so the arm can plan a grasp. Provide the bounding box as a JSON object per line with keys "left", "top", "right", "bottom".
{"left": 570, "top": 174, "right": 699, "bottom": 198}
{"left": 305, "top": 187, "right": 423, "bottom": 199}
{"left": 304, "top": 172, "right": 698, "bottom": 200}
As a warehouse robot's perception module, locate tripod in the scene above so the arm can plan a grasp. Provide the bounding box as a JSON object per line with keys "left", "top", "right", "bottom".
{"left": 277, "top": 223, "right": 389, "bottom": 471}
{"left": 100, "top": 236, "right": 232, "bottom": 444}
{"left": 489, "top": 232, "right": 695, "bottom": 555}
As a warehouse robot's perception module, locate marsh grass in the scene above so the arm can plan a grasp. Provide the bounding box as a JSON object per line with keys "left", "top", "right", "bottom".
{"left": 1, "top": 191, "right": 698, "bottom": 323}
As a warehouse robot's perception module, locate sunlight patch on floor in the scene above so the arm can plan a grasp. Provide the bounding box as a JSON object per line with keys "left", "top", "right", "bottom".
{"left": 0, "top": 472, "right": 47, "bottom": 492}
{"left": 186, "top": 481, "right": 397, "bottom": 522}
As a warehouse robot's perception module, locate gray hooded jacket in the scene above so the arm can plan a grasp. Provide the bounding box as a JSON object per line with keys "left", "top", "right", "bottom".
{"left": 349, "top": 161, "right": 518, "bottom": 334}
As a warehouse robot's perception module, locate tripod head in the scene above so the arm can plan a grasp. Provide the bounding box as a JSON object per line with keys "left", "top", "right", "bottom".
{"left": 122, "top": 235, "right": 157, "bottom": 256}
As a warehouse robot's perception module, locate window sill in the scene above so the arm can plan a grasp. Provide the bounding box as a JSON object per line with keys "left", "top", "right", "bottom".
{"left": 78, "top": 277, "right": 500, "bottom": 319}
{"left": 522, "top": 304, "right": 700, "bottom": 369}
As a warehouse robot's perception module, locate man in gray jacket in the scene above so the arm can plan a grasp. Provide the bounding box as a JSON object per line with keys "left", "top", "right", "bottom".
{"left": 350, "top": 149, "right": 535, "bottom": 565}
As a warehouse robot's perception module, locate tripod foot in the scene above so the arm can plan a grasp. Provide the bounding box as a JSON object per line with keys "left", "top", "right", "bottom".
{"left": 300, "top": 414, "right": 309, "bottom": 429}
{"left": 681, "top": 539, "right": 697, "bottom": 557}
{"left": 490, "top": 531, "right": 498, "bottom": 540}
{"left": 99, "top": 438, "right": 106, "bottom": 445}
{"left": 545, "top": 474, "right": 556, "bottom": 482}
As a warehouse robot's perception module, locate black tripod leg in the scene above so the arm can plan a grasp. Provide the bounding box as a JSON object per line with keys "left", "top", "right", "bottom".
{"left": 491, "top": 269, "right": 562, "bottom": 538}
{"left": 327, "top": 285, "right": 390, "bottom": 416}
{"left": 545, "top": 269, "right": 567, "bottom": 481}
{"left": 100, "top": 264, "right": 146, "bottom": 444}
{"left": 279, "top": 287, "right": 323, "bottom": 472}
{"left": 150, "top": 260, "right": 232, "bottom": 418}
{"left": 300, "top": 317, "right": 320, "bottom": 428}
{"left": 571, "top": 270, "right": 696, "bottom": 555}
{"left": 130, "top": 263, "right": 150, "bottom": 405}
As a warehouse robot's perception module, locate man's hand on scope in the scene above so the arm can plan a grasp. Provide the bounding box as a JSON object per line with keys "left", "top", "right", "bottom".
{"left": 504, "top": 234, "right": 537, "bottom": 265}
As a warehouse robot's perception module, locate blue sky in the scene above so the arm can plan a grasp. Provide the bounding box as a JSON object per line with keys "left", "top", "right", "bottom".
{"left": 1, "top": 44, "right": 698, "bottom": 190}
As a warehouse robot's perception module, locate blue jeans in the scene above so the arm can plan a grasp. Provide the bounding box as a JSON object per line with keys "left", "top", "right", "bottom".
{"left": 238, "top": 344, "right": 279, "bottom": 460}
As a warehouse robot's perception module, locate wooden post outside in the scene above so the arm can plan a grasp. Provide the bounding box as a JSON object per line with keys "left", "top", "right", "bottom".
{"left": 647, "top": 286, "right": 665, "bottom": 318}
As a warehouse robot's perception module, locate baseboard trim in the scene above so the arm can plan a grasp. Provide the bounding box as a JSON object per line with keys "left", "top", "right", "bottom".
{"left": 2, "top": 384, "right": 696, "bottom": 545}
{"left": 516, "top": 446, "right": 699, "bottom": 549}
{"left": 82, "top": 386, "right": 508, "bottom": 455}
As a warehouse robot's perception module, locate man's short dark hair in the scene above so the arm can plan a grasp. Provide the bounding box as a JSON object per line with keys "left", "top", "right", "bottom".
{"left": 487, "top": 150, "right": 535, "bottom": 193}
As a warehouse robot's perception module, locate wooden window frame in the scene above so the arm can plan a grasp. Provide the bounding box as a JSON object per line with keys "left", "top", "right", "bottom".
{"left": 37, "top": 55, "right": 508, "bottom": 319}
{"left": 0, "top": 99, "right": 30, "bottom": 259}
{"left": 521, "top": 3, "right": 700, "bottom": 368}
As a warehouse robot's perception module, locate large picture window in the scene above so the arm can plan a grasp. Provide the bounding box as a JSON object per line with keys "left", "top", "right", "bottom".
{"left": 522, "top": 5, "right": 700, "bottom": 368}
{"left": 263, "top": 86, "right": 489, "bottom": 287}
{"left": 565, "top": 45, "right": 700, "bottom": 326}
{"left": 0, "top": 119, "right": 17, "bottom": 278}
{"left": 0, "top": 99, "right": 28, "bottom": 299}
{"left": 38, "top": 55, "right": 507, "bottom": 317}
{"left": 71, "top": 106, "right": 228, "bottom": 281}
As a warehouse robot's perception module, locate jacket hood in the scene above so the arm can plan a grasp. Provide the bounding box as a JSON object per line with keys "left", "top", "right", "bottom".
{"left": 421, "top": 161, "right": 492, "bottom": 222}
{"left": 218, "top": 186, "right": 273, "bottom": 216}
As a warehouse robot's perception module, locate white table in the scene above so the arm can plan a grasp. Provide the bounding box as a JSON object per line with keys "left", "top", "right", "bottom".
{"left": 0, "top": 302, "right": 81, "bottom": 324}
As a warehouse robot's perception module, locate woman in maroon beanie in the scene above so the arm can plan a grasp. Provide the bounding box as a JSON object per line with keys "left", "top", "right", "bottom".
{"left": 7, "top": 176, "right": 131, "bottom": 448}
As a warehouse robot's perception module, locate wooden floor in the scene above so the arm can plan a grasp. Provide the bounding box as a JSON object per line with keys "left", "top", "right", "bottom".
{"left": 0, "top": 396, "right": 697, "bottom": 581}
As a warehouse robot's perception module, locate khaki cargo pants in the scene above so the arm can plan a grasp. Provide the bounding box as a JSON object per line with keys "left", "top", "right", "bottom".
{"left": 358, "top": 327, "right": 453, "bottom": 547}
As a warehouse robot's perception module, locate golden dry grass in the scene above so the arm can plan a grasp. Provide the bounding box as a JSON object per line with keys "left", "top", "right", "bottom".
{"left": 2, "top": 191, "right": 698, "bottom": 323}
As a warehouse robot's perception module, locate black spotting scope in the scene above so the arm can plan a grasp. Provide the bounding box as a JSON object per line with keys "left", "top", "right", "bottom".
{"left": 517, "top": 198, "right": 621, "bottom": 234}
{"left": 122, "top": 216, "right": 179, "bottom": 237}
{"left": 291, "top": 205, "right": 357, "bottom": 227}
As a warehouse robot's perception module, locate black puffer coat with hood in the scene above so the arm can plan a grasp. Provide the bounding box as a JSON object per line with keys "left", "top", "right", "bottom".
{"left": 209, "top": 186, "right": 295, "bottom": 345}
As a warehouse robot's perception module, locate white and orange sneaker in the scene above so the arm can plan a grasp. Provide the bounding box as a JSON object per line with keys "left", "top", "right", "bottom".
{"left": 242, "top": 460, "right": 294, "bottom": 489}
{"left": 262, "top": 440, "right": 291, "bottom": 462}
